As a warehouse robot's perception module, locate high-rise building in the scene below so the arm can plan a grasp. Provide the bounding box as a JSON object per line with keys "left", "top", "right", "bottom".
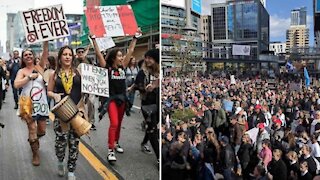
{"left": 286, "top": 26, "right": 309, "bottom": 52}
{"left": 161, "top": 0, "right": 203, "bottom": 70}
{"left": 291, "top": 7, "right": 307, "bottom": 26}
{"left": 314, "top": 0, "right": 320, "bottom": 46}
{"left": 200, "top": 15, "right": 212, "bottom": 58}
{"left": 286, "top": 7, "right": 309, "bottom": 53}
{"left": 208, "top": 0, "right": 269, "bottom": 59}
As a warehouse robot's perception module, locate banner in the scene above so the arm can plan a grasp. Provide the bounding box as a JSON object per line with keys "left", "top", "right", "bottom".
{"left": 232, "top": 45, "right": 250, "bottom": 56}
{"left": 20, "top": 4, "right": 70, "bottom": 44}
{"left": 81, "top": 63, "right": 109, "bottom": 97}
{"left": 84, "top": 5, "right": 138, "bottom": 38}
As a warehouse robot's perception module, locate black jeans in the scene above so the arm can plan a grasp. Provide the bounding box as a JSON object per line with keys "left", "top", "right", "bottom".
{"left": 141, "top": 108, "right": 159, "bottom": 160}
{"left": 11, "top": 81, "right": 19, "bottom": 105}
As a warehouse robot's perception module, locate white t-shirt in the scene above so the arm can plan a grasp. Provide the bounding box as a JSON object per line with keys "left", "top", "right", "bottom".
{"left": 311, "top": 142, "right": 320, "bottom": 158}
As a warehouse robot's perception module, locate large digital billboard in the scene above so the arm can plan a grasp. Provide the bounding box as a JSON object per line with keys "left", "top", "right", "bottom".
{"left": 317, "top": 0, "right": 320, "bottom": 13}
{"left": 191, "top": 0, "right": 202, "bottom": 14}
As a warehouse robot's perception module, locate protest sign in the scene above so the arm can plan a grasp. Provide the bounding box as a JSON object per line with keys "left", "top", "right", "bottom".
{"left": 222, "top": 99, "right": 234, "bottom": 112}
{"left": 96, "top": 37, "right": 115, "bottom": 51}
{"left": 230, "top": 75, "right": 236, "bottom": 84}
{"left": 80, "top": 63, "right": 109, "bottom": 97}
{"left": 245, "top": 128, "right": 259, "bottom": 144}
{"left": 20, "top": 4, "right": 70, "bottom": 44}
{"left": 85, "top": 5, "right": 138, "bottom": 37}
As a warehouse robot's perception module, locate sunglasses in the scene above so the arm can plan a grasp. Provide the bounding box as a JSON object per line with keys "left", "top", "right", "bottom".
{"left": 77, "top": 51, "right": 84, "bottom": 54}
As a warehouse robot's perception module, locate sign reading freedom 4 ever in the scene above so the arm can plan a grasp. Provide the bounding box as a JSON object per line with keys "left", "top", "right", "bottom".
{"left": 20, "top": 4, "right": 70, "bottom": 44}
{"left": 81, "top": 63, "right": 109, "bottom": 97}
{"left": 85, "top": 5, "right": 138, "bottom": 38}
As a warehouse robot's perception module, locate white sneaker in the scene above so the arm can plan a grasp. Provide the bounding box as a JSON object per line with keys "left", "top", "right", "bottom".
{"left": 115, "top": 144, "right": 124, "bottom": 153}
{"left": 67, "top": 172, "right": 76, "bottom": 180}
{"left": 57, "top": 163, "right": 65, "bottom": 177}
{"left": 107, "top": 149, "right": 116, "bottom": 161}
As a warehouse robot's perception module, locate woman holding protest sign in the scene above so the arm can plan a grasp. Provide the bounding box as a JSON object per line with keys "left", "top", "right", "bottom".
{"left": 13, "top": 41, "right": 49, "bottom": 166}
{"left": 91, "top": 28, "right": 141, "bottom": 162}
{"left": 47, "top": 45, "right": 85, "bottom": 180}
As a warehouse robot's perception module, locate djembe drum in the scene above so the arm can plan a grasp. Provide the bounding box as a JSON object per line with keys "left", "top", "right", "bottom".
{"left": 51, "top": 96, "right": 91, "bottom": 136}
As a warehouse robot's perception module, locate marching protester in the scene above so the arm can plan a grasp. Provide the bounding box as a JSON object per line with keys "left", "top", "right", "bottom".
{"left": 0, "top": 58, "right": 8, "bottom": 109}
{"left": 91, "top": 28, "right": 141, "bottom": 162}
{"left": 13, "top": 42, "right": 49, "bottom": 166}
{"left": 131, "top": 49, "right": 160, "bottom": 162}
{"left": 74, "top": 44, "right": 96, "bottom": 130}
{"left": 125, "top": 56, "right": 139, "bottom": 115}
{"left": 8, "top": 50, "right": 21, "bottom": 109}
{"left": 47, "top": 45, "right": 85, "bottom": 180}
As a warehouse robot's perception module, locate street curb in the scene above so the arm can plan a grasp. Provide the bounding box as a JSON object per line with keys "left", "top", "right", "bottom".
{"left": 80, "top": 139, "right": 125, "bottom": 180}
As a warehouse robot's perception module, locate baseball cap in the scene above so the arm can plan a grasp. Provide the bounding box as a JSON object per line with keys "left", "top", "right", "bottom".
{"left": 235, "top": 107, "right": 243, "bottom": 115}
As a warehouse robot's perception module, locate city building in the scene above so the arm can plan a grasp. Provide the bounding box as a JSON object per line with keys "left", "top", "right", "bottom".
{"left": 291, "top": 7, "right": 307, "bottom": 26}
{"left": 314, "top": 0, "right": 320, "bottom": 46}
{"left": 286, "top": 7, "right": 309, "bottom": 53}
{"left": 286, "top": 25, "right": 309, "bottom": 53}
{"left": 205, "top": 0, "right": 270, "bottom": 72}
{"left": 161, "top": 0, "right": 203, "bottom": 71}
{"left": 269, "top": 41, "right": 286, "bottom": 55}
{"left": 200, "top": 15, "right": 212, "bottom": 58}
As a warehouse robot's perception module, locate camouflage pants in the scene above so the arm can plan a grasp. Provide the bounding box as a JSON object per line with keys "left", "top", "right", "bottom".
{"left": 54, "top": 120, "right": 79, "bottom": 172}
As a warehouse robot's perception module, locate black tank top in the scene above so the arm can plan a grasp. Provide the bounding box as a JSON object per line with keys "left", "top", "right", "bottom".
{"left": 54, "top": 70, "right": 82, "bottom": 105}
{"left": 108, "top": 66, "right": 126, "bottom": 96}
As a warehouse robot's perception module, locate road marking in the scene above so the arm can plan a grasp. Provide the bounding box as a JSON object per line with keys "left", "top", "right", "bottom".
{"left": 132, "top": 105, "right": 141, "bottom": 110}
{"left": 79, "top": 143, "right": 118, "bottom": 180}
{"left": 49, "top": 114, "right": 118, "bottom": 180}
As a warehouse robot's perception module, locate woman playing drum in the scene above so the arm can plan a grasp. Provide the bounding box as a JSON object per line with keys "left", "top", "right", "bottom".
{"left": 14, "top": 41, "right": 50, "bottom": 166}
{"left": 91, "top": 28, "right": 141, "bottom": 162}
{"left": 47, "top": 46, "right": 83, "bottom": 180}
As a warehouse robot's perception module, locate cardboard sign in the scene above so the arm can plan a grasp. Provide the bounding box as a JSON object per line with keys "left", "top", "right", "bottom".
{"left": 230, "top": 75, "right": 236, "bottom": 84}
{"left": 81, "top": 63, "right": 109, "bottom": 97}
{"left": 222, "top": 99, "right": 234, "bottom": 112}
{"left": 96, "top": 37, "right": 115, "bottom": 51}
{"left": 85, "top": 5, "right": 138, "bottom": 37}
{"left": 20, "top": 4, "right": 70, "bottom": 44}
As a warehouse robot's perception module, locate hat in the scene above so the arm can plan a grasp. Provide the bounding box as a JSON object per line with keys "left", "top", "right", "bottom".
{"left": 258, "top": 123, "right": 265, "bottom": 129}
{"left": 255, "top": 104, "right": 262, "bottom": 110}
{"left": 219, "top": 136, "right": 229, "bottom": 144}
{"left": 145, "top": 49, "right": 159, "bottom": 64}
{"left": 235, "top": 107, "right": 243, "bottom": 115}
{"left": 273, "top": 119, "right": 282, "bottom": 125}
{"left": 76, "top": 47, "right": 85, "bottom": 53}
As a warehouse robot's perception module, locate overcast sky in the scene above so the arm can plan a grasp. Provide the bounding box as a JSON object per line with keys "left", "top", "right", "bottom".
{"left": 0, "top": 0, "right": 84, "bottom": 52}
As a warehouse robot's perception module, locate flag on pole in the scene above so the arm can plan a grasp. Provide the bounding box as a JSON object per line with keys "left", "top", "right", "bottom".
{"left": 286, "top": 60, "right": 295, "bottom": 72}
{"left": 304, "top": 67, "right": 310, "bottom": 87}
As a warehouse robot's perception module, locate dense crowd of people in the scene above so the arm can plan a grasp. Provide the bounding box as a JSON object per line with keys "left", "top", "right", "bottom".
{"left": 162, "top": 72, "right": 320, "bottom": 180}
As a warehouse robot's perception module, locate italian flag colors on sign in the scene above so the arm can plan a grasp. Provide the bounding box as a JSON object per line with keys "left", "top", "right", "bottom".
{"left": 84, "top": 5, "right": 138, "bottom": 38}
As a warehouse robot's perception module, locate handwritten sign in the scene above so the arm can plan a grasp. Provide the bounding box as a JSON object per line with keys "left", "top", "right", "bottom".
{"left": 85, "top": 5, "right": 138, "bottom": 37}
{"left": 20, "top": 4, "right": 70, "bottom": 44}
{"left": 96, "top": 37, "right": 115, "bottom": 51}
{"left": 222, "top": 99, "right": 234, "bottom": 112}
{"left": 81, "top": 63, "right": 109, "bottom": 97}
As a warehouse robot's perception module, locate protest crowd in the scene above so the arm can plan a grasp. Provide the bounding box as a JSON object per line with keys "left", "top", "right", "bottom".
{"left": 0, "top": 3, "right": 160, "bottom": 180}
{"left": 162, "top": 71, "right": 320, "bottom": 180}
